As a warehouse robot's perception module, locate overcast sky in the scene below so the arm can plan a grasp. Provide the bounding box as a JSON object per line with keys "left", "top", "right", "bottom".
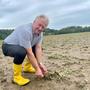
{"left": 0, "top": 0, "right": 90, "bottom": 29}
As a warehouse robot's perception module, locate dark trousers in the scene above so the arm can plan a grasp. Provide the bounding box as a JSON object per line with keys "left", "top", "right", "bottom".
{"left": 2, "top": 43, "right": 36, "bottom": 64}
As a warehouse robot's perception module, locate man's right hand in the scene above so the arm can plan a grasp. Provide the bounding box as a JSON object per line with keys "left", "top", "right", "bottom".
{"left": 35, "top": 68, "right": 44, "bottom": 78}
{"left": 39, "top": 63, "right": 48, "bottom": 76}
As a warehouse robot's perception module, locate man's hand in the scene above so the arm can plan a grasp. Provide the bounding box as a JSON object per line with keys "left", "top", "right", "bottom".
{"left": 35, "top": 68, "right": 44, "bottom": 78}
{"left": 39, "top": 63, "right": 48, "bottom": 75}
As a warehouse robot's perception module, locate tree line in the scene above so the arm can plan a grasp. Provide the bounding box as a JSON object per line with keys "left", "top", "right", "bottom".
{"left": 44, "top": 26, "right": 90, "bottom": 35}
{"left": 0, "top": 26, "right": 90, "bottom": 40}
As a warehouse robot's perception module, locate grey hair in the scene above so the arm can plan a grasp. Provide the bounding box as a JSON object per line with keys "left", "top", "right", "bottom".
{"left": 35, "top": 15, "right": 49, "bottom": 26}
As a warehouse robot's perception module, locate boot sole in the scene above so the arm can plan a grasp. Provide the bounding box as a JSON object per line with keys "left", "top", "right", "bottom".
{"left": 23, "top": 71, "right": 35, "bottom": 73}
{"left": 12, "top": 80, "right": 30, "bottom": 86}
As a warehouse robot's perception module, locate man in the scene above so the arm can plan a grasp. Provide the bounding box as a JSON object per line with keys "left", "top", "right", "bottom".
{"left": 2, "top": 15, "right": 49, "bottom": 86}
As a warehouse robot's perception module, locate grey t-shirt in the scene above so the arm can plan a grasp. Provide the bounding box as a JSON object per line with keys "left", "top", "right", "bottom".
{"left": 4, "top": 23, "right": 43, "bottom": 49}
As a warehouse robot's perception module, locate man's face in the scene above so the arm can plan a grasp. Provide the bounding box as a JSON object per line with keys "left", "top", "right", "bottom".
{"left": 33, "top": 18, "right": 47, "bottom": 34}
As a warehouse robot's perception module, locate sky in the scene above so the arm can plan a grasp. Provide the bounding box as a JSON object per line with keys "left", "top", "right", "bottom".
{"left": 0, "top": 0, "right": 90, "bottom": 29}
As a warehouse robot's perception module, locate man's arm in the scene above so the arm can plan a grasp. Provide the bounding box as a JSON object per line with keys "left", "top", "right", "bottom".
{"left": 26, "top": 48, "right": 43, "bottom": 77}
{"left": 35, "top": 43, "right": 48, "bottom": 75}
{"left": 35, "top": 43, "right": 43, "bottom": 64}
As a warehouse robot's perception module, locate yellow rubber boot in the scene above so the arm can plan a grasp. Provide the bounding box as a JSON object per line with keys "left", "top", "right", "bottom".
{"left": 23, "top": 57, "right": 36, "bottom": 73}
{"left": 13, "top": 64, "right": 30, "bottom": 86}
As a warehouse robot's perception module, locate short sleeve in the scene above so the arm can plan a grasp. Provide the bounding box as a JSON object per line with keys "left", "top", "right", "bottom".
{"left": 18, "top": 29, "right": 32, "bottom": 49}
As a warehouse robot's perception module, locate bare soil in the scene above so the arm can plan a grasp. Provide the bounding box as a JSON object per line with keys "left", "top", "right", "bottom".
{"left": 0, "top": 32, "right": 90, "bottom": 90}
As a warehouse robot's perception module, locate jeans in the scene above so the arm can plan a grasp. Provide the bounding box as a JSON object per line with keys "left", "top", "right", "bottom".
{"left": 2, "top": 43, "right": 35, "bottom": 64}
